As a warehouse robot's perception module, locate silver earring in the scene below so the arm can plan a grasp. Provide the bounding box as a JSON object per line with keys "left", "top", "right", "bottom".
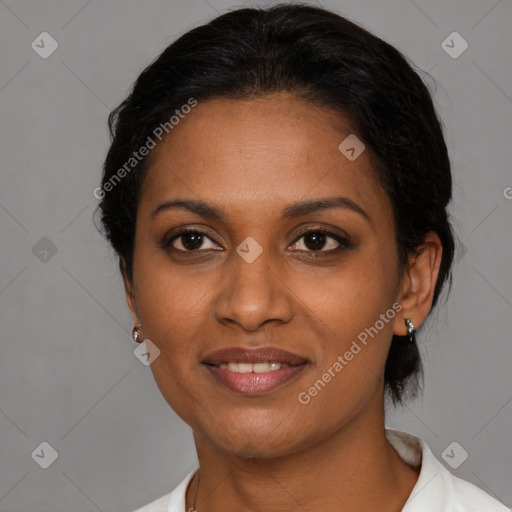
{"left": 131, "top": 324, "right": 143, "bottom": 344}
{"left": 405, "top": 318, "right": 415, "bottom": 344}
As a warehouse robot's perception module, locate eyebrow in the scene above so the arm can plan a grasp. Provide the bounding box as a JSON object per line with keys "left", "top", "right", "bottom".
{"left": 151, "top": 196, "right": 371, "bottom": 224}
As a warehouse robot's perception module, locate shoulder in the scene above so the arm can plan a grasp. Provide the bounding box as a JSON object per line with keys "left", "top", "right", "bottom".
{"left": 129, "top": 493, "right": 169, "bottom": 512}
{"left": 446, "top": 472, "right": 511, "bottom": 512}
{"left": 128, "top": 468, "right": 198, "bottom": 512}
{"left": 386, "top": 429, "right": 510, "bottom": 512}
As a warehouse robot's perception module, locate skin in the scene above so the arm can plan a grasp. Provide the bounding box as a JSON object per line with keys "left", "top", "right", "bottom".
{"left": 121, "top": 92, "right": 443, "bottom": 512}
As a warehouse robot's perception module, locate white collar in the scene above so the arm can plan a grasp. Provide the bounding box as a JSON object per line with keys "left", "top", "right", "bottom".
{"left": 131, "top": 429, "right": 509, "bottom": 511}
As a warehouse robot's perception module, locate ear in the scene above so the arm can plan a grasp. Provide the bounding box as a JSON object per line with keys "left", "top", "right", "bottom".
{"left": 120, "top": 258, "right": 141, "bottom": 326}
{"left": 394, "top": 231, "right": 443, "bottom": 336}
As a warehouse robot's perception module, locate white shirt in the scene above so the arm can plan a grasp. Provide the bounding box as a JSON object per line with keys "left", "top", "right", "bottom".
{"left": 131, "top": 429, "right": 510, "bottom": 512}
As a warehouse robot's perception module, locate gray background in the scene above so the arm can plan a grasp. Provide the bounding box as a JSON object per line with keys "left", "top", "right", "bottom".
{"left": 0, "top": 0, "right": 511, "bottom": 510}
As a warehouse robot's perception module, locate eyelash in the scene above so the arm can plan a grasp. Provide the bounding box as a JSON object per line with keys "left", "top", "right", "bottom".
{"left": 162, "top": 227, "right": 351, "bottom": 255}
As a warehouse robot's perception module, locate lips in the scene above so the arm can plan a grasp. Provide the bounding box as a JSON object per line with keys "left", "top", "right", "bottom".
{"left": 202, "top": 346, "right": 308, "bottom": 366}
{"left": 202, "top": 346, "right": 308, "bottom": 395}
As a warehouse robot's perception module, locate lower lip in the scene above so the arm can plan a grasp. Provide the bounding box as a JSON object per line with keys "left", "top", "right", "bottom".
{"left": 204, "top": 364, "right": 307, "bottom": 395}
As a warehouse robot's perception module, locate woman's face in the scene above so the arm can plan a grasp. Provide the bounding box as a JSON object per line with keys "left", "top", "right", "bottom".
{"left": 124, "top": 92, "right": 407, "bottom": 457}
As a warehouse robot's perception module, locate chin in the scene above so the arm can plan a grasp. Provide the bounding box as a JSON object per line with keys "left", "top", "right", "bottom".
{"left": 205, "top": 418, "right": 312, "bottom": 459}
{"left": 218, "top": 435, "right": 302, "bottom": 459}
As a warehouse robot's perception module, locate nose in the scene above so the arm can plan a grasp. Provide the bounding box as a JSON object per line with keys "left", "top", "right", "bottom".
{"left": 213, "top": 248, "right": 294, "bottom": 332}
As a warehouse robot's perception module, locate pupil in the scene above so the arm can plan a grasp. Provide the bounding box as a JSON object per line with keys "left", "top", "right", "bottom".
{"left": 182, "top": 233, "right": 203, "bottom": 250}
{"left": 305, "top": 232, "right": 326, "bottom": 251}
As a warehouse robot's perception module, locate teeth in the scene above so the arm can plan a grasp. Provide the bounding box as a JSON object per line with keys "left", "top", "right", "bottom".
{"left": 218, "top": 362, "right": 284, "bottom": 372}
{"left": 227, "top": 362, "right": 239, "bottom": 372}
{"left": 237, "top": 363, "right": 253, "bottom": 373}
{"left": 253, "top": 362, "right": 270, "bottom": 372}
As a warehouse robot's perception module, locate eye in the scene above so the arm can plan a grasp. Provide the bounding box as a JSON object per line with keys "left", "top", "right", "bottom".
{"left": 289, "top": 229, "right": 349, "bottom": 253}
{"left": 165, "top": 229, "right": 222, "bottom": 252}
{"left": 163, "top": 228, "right": 350, "bottom": 254}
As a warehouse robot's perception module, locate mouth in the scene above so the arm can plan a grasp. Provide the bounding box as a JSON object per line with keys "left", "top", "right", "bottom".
{"left": 202, "top": 346, "right": 308, "bottom": 395}
{"left": 214, "top": 361, "right": 295, "bottom": 372}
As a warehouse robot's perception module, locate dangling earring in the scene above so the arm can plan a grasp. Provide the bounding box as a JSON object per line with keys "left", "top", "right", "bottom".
{"left": 405, "top": 318, "right": 415, "bottom": 344}
{"left": 131, "top": 323, "right": 143, "bottom": 344}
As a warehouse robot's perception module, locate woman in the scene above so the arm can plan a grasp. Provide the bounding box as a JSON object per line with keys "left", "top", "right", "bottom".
{"left": 97, "top": 4, "right": 509, "bottom": 511}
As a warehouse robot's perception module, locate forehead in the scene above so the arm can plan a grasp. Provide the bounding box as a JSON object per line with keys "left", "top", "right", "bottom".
{"left": 139, "top": 93, "right": 389, "bottom": 221}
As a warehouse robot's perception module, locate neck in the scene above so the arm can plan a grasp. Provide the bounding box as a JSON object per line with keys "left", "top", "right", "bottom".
{"left": 187, "top": 390, "right": 419, "bottom": 512}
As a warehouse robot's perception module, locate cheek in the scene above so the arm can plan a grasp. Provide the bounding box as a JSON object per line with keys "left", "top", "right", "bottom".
{"left": 294, "top": 247, "right": 399, "bottom": 396}
{"left": 133, "top": 243, "right": 212, "bottom": 336}
{"left": 133, "top": 263, "right": 212, "bottom": 425}
{"left": 290, "top": 274, "right": 397, "bottom": 438}
{"left": 130, "top": 253, "right": 206, "bottom": 407}
{"left": 300, "top": 249, "right": 397, "bottom": 339}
